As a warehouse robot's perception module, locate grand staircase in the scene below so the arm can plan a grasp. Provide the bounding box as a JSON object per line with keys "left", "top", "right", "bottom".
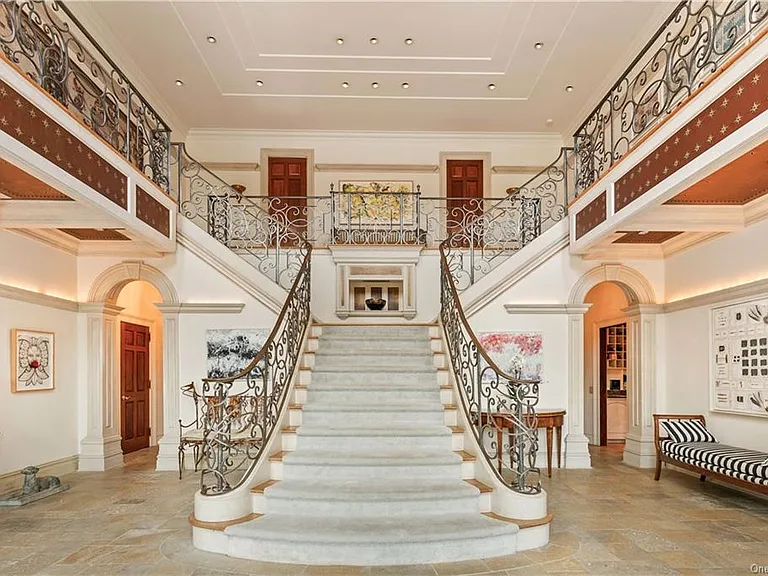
{"left": 223, "top": 324, "right": 521, "bottom": 565}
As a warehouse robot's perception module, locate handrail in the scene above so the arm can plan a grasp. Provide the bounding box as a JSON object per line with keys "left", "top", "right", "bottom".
{"left": 198, "top": 238, "right": 312, "bottom": 495}
{"left": 0, "top": 0, "right": 172, "bottom": 190}
{"left": 439, "top": 242, "right": 541, "bottom": 494}
{"left": 573, "top": 0, "right": 768, "bottom": 195}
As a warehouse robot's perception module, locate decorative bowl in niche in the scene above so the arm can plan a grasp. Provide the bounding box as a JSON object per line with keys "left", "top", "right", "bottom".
{"left": 365, "top": 298, "right": 387, "bottom": 311}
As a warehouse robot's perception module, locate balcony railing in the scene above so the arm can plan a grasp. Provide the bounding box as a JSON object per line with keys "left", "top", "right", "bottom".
{"left": 0, "top": 0, "right": 172, "bottom": 191}
{"left": 574, "top": 0, "right": 768, "bottom": 195}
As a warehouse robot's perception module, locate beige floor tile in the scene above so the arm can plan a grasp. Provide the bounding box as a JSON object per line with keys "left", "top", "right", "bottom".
{"left": 431, "top": 559, "right": 489, "bottom": 576}
{"left": 368, "top": 564, "right": 437, "bottom": 576}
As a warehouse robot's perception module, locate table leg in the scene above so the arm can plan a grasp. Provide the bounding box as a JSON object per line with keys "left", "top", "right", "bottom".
{"left": 546, "top": 426, "right": 553, "bottom": 478}
{"left": 556, "top": 424, "right": 562, "bottom": 469}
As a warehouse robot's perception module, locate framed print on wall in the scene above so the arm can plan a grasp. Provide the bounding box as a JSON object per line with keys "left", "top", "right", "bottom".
{"left": 11, "top": 329, "right": 55, "bottom": 392}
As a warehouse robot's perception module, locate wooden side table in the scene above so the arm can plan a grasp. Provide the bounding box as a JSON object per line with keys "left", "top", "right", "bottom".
{"left": 480, "top": 409, "right": 566, "bottom": 478}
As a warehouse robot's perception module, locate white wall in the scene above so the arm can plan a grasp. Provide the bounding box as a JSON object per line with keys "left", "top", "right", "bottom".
{"left": 664, "top": 221, "right": 768, "bottom": 451}
{"left": 0, "top": 232, "right": 79, "bottom": 477}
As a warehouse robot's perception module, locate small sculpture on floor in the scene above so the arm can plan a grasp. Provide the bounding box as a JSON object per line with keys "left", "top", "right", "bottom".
{"left": 0, "top": 465, "right": 70, "bottom": 506}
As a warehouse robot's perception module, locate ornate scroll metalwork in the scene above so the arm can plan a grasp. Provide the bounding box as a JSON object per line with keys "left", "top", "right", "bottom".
{"left": 439, "top": 244, "right": 541, "bottom": 494}
{"left": 0, "top": 0, "right": 172, "bottom": 190}
{"left": 171, "top": 143, "right": 308, "bottom": 290}
{"left": 574, "top": 0, "right": 768, "bottom": 194}
{"left": 199, "top": 243, "right": 312, "bottom": 495}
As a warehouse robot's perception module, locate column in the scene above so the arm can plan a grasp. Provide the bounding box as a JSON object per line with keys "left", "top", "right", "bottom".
{"left": 565, "top": 304, "right": 593, "bottom": 468}
{"left": 78, "top": 303, "right": 124, "bottom": 471}
{"left": 622, "top": 304, "right": 662, "bottom": 468}
{"left": 154, "top": 304, "right": 181, "bottom": 471}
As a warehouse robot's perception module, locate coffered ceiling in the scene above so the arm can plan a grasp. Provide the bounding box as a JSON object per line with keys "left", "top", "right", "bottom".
{"left": 72, "top": 1, "right": 672, "bottom": 133}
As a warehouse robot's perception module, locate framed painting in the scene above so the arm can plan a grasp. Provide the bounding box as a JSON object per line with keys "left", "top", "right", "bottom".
{"left": 477, "top": 332, "right": 543, "bottom": 381}
{"left": 335, "top": 181, "right": 416, "bottom": 227}
{"left": 206, "top": 329, "right": 268, "bottom": 379}
{"left": 11, "top": 329, "right": 55, "bottom": 392}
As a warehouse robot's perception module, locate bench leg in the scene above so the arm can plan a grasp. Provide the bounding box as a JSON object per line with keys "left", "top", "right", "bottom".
{"left": 700, "top": 474, "right": 706, "bottom": 482}
{"left": 654, "top": 457, "right": 662, "bottom": 481}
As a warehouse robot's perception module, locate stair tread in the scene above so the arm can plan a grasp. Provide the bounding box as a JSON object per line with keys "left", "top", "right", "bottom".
{"left": 264, "top": 479, "right": 481, "bottom": 501}
{"left": 295, "top": 426, "right": 451, "bottom": 437}
{"left": 312, "top": 366, "right": 437, "bottom": 373}
{"left": 226, "top": 513, "right": 517, "bottom": 543}
{"left": 283, "top": 450, "right": 462, "bottom": 466}
{"left": 302, "top": 403, "right": 443, "bottom": 412}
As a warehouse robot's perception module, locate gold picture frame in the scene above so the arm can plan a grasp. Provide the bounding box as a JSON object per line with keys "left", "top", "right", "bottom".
{"left": 11, "top": 328, "right": 55, "bottom": 393}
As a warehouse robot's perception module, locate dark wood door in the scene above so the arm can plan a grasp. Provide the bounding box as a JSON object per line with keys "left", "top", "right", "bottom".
{"left": 599, "top": 326, "right": 608, "bottom": 447}
{"left": 446, "top": 159, "right": 483, "bottom": 240}
{"left": 268, "top": 157, "right": 307, "bottom": 242}
{"left": 120, "top": 322, "right": 151, "bottom": 454}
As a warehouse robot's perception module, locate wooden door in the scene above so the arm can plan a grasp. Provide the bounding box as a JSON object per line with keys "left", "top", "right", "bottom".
{"left": 268, "top": 157, "right": 307, "bottom": 243}
{"left": 446, "top": 159, "right": 483, "bottom": 240}
{"left": 599, "top": 327, "right": 608, "bottom": 447}
{"left": 120, "top": 322, "right": 151, "bottom": 454}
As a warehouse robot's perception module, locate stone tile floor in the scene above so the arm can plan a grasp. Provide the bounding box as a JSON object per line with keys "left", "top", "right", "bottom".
{"left": 0, "top": 445, "right": 766, "bottom": 575}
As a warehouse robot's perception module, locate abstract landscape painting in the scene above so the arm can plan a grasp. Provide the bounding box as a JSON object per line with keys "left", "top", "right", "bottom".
{"left": 335, "top": 181, "right": 415, "bottom": 226}
{"left": 477, "top": 332, "right": 543, "bottom": 381}
{"left": 206, "top": 329, "right": 268, "bottom": 379}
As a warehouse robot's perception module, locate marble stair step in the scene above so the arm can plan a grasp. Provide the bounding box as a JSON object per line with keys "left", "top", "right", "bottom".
{"left": 307, "top": 388, "right": 441, "bottom": 403}
{"left": 295, "top": 426, "right": 453, "bottom": 451}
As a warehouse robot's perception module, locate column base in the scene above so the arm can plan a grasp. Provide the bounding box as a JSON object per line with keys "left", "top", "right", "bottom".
{"left": 78, "top": 434, "right": 123, "bottom": 471}
{"left": 564, "top": 433, "right": 592, "bottom": 469}
{"left": 155, "top": 433, "right": 181, "bottom": 472}
{"left": 623, "top": 433, "right": 656, "bottom": 468}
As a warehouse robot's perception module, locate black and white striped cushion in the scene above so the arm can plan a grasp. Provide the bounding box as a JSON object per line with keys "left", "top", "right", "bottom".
{"left": 661, "top": 440, "right": 768, "bottom": 480}
{"left": 661, "top": 449, "right": 768, "bottom": 486}
{"left": 660, "top": 419, "right": 717, "bottom": 443}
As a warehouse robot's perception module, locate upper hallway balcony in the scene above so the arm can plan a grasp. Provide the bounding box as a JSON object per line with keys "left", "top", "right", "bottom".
{"left": 0, "top": 0, "right": 175, "bottom": 256}
{"left": 569, "top": 0, "right": 768, "bottom": 260}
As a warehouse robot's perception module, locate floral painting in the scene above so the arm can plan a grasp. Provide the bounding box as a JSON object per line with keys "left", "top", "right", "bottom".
{"left": 206, "top": 329, "right": 268, "bottom": 379}
{"left": 477, "top": 332, "right": 543, "bottom": 381}
{"left": 335, "top": 181, "right": 415, "bottom": 226}
{"left": 11, "top": 329, "right": 54, "bottom": 392}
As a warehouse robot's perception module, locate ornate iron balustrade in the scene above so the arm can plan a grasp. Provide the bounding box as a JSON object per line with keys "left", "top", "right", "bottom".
{"left": 171, "top": 143, "right": 307, "bottom": 290}
{"left": 574, "top": 0, "right": 768, "bottom": 195}
{"left": 0, "top": 0, "right": 172, "bottom": 190}
{"left": 439, "top": 243, "right": 541, "bottom": 494}
{"left": 199, "top": 242, "right": 312, "bottom": 495}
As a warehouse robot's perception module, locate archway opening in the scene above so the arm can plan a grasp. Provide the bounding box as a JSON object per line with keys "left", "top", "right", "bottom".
{"left": 584, "top": 282, "right": 629, "bottom": 454}
{"left": 115, "top": 280, "right": 163, "bottom": 458}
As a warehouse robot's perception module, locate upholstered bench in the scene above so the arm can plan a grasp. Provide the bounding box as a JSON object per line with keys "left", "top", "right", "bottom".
{"left": 653, "top": 414, "right": 768, "bottom": 495}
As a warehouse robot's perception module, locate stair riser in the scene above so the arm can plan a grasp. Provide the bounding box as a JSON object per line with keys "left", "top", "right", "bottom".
{"left": 308, "top": 389, "right": 441, "bottom": 404}
{"left": 281, "top": 463, "right": 463, "bottom": 481}
{"left": 317, "top": 342, "right": 433, "bottom": 354}
{"left": 320, "top": 327, "right": 430, "bottom": 338}
{"left": 226, "top": 532, "right": 518, "bottom": 566}
{"left": 295, "top": 434, "right": 453, "bottom": 452}
{"left": 310, "top": 372, "right": 439, "bottom": 386}
{"left": 300, "top": 411, "right": 445, "bottom": 427}
{"left": 263, "top": 495, "right": 480, "bottom": 517}
{"left": 313, "top": 357, "right": 436, "bottom": 370}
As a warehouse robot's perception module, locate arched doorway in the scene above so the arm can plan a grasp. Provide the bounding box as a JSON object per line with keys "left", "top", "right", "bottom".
{"left": 569, "top": 264, "right": 660, "bottom": 468}
{"left": 79, "top": 261, "right": 180, "bottom": 472}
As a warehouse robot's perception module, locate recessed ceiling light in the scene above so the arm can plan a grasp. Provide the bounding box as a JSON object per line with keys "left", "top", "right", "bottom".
{"left": 206, "top": 36, "right": 217, "bottom": 44}
{"left": 487, "top": 83, "right": 496, "bottom": 91}
{"left": 404, "top": 38, "right": 414, "bottom": 45}
{"left": 534, "top": 42, "right": 544, "bottom": 50}
{"left": 565, "top": 85, "right": 574, "bottom": 92}
{"left": 256, "top": 79, "right": 264, "bottom": 87}
{"left": 341, "top": 81, "right": 349, "bottom": 88}
{"left": 401, "top": 82, "right": 410, "bottom": 89}
{"left": 369, "top": 37, "right": 378, "bottom": 45}
{"left": 546, "top": 118, "right": 554, "bottom": 127}
{"left": 174, "top": 79, "right": 184, "bottom": 87}
{"left": 371, "top": 81, "right": 379, "bottom": 89}
{"left": 336, "top": 37, "right": 344, "bottom": 45}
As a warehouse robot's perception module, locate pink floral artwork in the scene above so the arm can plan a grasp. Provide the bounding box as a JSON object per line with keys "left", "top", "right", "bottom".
{"left": 478, "top": 332, "right": 543, "bottom": 380}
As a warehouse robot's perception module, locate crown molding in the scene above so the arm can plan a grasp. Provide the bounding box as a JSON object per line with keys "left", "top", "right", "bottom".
{"left": 203, "top": 162, "right": 260, "bottom": 172}
{"left": 315, "top": 163, "right": 438, "bottom": 173}
{"left": 187, "top": 128, "right": 566, "bottom": 144}
{"left": 664, "top": 277, "right": 768, "bottom": 313}
{"left": 0, "top": 283, "right": 79, "bottom": 312}
{"left": 504, "top": 303, "right": 592, "bottom": 315}
{"left": 154, "top": 303, "right": 245, "bottom": 314}
{"left": 492, "top": 165, "right": 547, "bottom": 175}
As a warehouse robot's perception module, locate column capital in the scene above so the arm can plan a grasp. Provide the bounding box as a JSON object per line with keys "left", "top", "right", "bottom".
{"left": 622, "top": 303, "right": 663, "bottom": 317}
{"left": 78, "top": 302, "right": 124, "bottom": 317}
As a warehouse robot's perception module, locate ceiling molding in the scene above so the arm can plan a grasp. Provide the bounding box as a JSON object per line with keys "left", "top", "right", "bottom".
{"left": 661, "top": 231, "right": 726, "bottom": 259}
{"left": 744, "top": 192, "right": 768, "bottom": 226}
{"left": 0, "top": 282, "right": 79, "bottom": 312}
{"left": 504, "top": 304, "right": 591, "bottom": 315}
{"left": 315, "top": 163, "right": 438, "bottom": 173}
{"left": 203, "top": 162, "right": 260, "bottom": 172}
{"left": 491, "top": 165, "right": 546, "bottom": 175}
{"left": 155, "top": 303, "right": 245, "bottom": 314}
{"left": 664, "top": 277, "right": 768, "bottom": 314}
{"left": 11, "top": 229, "right": 78, "bottom": 255}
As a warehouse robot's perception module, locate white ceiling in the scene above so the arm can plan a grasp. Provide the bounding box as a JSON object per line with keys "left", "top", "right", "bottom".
{"left": 73, "top": 1, "right": 673, "bottom": 134}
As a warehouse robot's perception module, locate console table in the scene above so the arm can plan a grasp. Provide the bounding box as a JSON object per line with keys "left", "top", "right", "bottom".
{"left": 481, "top": 409, "right": 566, "bottom": 479}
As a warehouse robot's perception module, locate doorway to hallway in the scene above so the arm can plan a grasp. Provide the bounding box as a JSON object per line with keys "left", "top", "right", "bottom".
{"left": 120, "top": 321, "right": 151, "bottom": 454}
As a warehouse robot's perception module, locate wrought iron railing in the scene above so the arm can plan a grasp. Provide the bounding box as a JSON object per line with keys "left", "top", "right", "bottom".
{"left": 171, "top": 142, "right": 307, "bottom": 290}
{"left": 439, "top": 243, "right": 541, "bottom": 494}
{"left": 574, "top": 0, "right": 768, "bottom": 194}
{"left": 198, "top": 241, "right": 311, "bottom": 495}
{"left": 0, "top": 0, "right": 172, "bottom": 190}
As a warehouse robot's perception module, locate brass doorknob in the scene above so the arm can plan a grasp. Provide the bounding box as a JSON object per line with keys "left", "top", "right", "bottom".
{"left": 121, "top": 395, "right": 130, "bottom": 401}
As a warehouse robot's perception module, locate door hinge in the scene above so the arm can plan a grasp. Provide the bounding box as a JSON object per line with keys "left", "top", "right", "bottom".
{"left": 148, "top": 427, "right": 151, "bottom": 436}
{"left": 147, "top": 380, "right": 151, "bottom": 389}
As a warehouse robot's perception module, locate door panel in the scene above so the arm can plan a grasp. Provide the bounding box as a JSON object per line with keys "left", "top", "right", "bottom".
{"left": 121, "top": 322, "right": 151, "bottom": 454}
{"left": 268, "top": 157, "right": 307, "bottom": 243}
{"left": 446, "top": 159, "right": 484, "bottom": 241}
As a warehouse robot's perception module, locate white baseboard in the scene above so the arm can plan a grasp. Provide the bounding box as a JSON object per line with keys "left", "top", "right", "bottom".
{"left": 0, "top": 455, "right": 78, "bottom": 495}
